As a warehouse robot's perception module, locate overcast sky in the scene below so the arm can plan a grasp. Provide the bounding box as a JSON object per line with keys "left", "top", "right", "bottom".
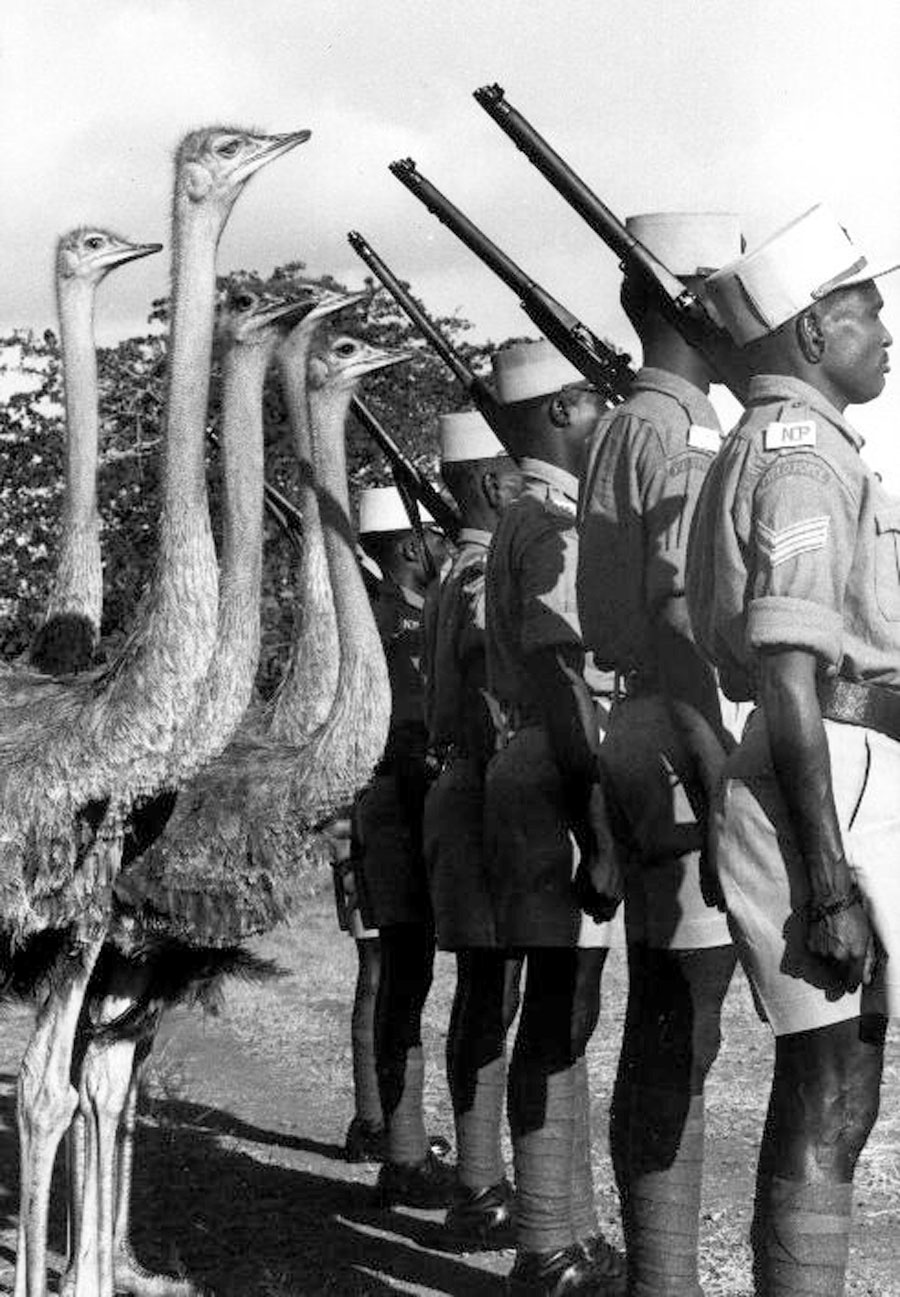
{"left": 3, "top": 0, "right": 900, "bottom": 482}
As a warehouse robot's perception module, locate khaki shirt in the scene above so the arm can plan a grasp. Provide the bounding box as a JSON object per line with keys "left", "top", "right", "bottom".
{"left": 425, "top": 528, "right": 491, "bottom": 748}
{"left": 486, "top": 458, "right": 609, "bottom": 719}
{"left": 686, "top": 373, "right": 900, "bottom": 700}
{"left": 577, "top": 366, "right": 721, "bottom": 674}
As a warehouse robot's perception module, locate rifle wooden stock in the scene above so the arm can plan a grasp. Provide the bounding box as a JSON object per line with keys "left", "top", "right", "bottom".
{"left": 347, "top": 231, "right": 502, "bottom": 432}
{"left": 473, "top": 83, "right": 749, "bottom": 401}
{"left": 389, "top": 158, "right": 633, "bottom": 405}
{"left": 351, "top": 395, "right": 461, "bottom": 539}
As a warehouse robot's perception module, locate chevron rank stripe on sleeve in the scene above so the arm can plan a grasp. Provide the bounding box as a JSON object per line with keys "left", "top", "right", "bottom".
{"left": 757, "top": 516, "right": 830, "bottom": 567}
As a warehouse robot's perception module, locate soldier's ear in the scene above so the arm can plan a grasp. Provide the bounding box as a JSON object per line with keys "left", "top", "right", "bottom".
{"left": 481, "top": 469, "right": 501, "bottom": 509}
{"left": 548, "top": 393, "right": 570, "bottom": 427}
{"left": 399, "top": 535, "right": 420, "bottom": 564}
{"left": 796, "top": 308, "right": 825, "bottom": 364}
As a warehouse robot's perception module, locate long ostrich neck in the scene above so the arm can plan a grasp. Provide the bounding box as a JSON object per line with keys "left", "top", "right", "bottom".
{"left": 163, "top": 203, "right": 220, "bottom": 507}
{"left": 45, "top": 277, "right": 101, "bottom": 628}
{"left": 167, "top": 339, "right": 268, "bottom": 774}
{"left": 267, "top": 337, "right": 339, "bottom": 742}
{"left": 307, "top": 380, "right": 390, "bottom": 781}
{"left": 97, "top": 196, "right": 221, "bottom": 794}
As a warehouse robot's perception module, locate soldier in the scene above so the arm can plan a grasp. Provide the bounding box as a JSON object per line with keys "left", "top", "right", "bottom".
{"left": 576, "top": 212, "right": 743, "bottom": 1297}
{"left": 351, "top": 485, "right": 455, "bottom": 1204}
{"left": 686, "top": 203, "right": 898, "bottom": 1295}
{"left": 421, "top": 409, "right": 523, "bottom": 1249}
{"left": 484, "top": 340, "right": 625, "bottom": 1296}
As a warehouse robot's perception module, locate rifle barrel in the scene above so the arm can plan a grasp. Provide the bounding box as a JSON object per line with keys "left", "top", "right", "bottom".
{"left": 473, "top": 84, "right": 686, "bottom": 303}
{"left": 351, "top": 395, "right": 461, "bottom": 539}
{"left": 347, "top": 231, "right": 504, "bottom": 432}
{"left": 389, "top": 158, "right": 633, "bottom": 403}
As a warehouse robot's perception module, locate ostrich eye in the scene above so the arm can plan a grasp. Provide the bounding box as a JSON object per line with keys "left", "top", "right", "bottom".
{"left": 234, "top": 293, "right": 255, "bottom": 311}
{"left": 335, "top": 341, "right": 357, "bottom": 357}
{"left": 85, "top": 237, "right": 104, "bottom": 250}
{"left": 215, "top": 138, "right": 242, "bottom": 158}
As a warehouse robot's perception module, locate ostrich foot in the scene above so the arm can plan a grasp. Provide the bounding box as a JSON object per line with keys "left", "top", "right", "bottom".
{"left": 112, "top": 1240, "right": 209, "bottom": 1297}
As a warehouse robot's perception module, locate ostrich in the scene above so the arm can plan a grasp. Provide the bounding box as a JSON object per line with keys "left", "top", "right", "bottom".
{"left": 30, "top": 228, "right": 163, "bottom": 676}
{"left": 69, "top": 331, "right": 406, "bottom": 1296}
{"left": 4, "top": 124, "right": 309, "bottom": 1297}
{"left": 264, "top": 290, "right": 368, "bottom": 743}
{"left": 61, "top": 282, "right": 363, "bottom": 1297}
{"left": 59, "top": 278, "right": 335, "bottom": 1297}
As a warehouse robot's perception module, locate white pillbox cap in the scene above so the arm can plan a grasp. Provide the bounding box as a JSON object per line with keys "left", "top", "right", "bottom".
{"left": 358, "top": 485, "right": 434, "bottom": 535}
{"left": 700, "top": 204, "right": 900, "bottom": 345}
{"left": 625, "top": 212, "right": 743, "bottom": 277}
{"left": 439, "top": 409, "right": 506, "bottom": 463}
{"left": 492, "top": 339, "right": 583, "bottom": 405}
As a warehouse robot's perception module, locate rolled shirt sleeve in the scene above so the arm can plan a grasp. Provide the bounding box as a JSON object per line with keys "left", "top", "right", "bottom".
{"left": 746, "top": 453, "right": 854, "bottom": 667}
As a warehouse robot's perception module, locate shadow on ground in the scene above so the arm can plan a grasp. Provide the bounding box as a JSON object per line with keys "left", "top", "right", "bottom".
{"left": 0, "top": 1076, "right": 503, "bottom": 1296}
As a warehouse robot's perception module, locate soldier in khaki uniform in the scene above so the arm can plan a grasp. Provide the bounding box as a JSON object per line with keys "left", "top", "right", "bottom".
{"left": 686, "top": 204, "right": 898, "bottom": 1295}
{"left": 577, "top": 212, "right": 743, "bottom": 1297}
{"left": 484, "top": 340, "right": 625, "bottom": 1296}
{"left": 351, "top": 486, "right": 455, "bottom": 1205}
{"left": 421, "top": 409, "right": 523, "bottom": 1248}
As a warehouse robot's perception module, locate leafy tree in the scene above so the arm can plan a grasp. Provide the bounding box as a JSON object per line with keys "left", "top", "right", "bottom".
{"left": 0, "top": 263, "right": 500, "bottom": 685}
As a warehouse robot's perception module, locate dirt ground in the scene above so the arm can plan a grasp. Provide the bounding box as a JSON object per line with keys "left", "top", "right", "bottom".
{"left": 0, "top": 892, "right": 897, "bottom": 1296}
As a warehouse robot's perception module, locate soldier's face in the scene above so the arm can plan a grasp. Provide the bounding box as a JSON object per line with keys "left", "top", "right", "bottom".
{"left": 559, "top": 383, "right": 606, "bottom": 439}
{"left": 819, "top": 282, "right": 892, "bottom": 406}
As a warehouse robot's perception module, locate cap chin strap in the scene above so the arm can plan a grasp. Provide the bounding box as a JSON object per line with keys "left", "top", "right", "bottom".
{"left": 395, "top": 475, "right": 437, "bottom": 583}
{"left": 811, "top": 256, "right": 869, "bottom": 300}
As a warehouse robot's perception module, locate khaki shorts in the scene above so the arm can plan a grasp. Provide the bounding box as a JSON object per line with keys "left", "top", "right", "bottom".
{"left": 716, "top": 711, "right": 900, "bottom": 1035}
{"left": 484, "top": 725, "right": 621, "bottom": 949}
{"left": 424, "top": 757, "right": 497, "bottom": 949}
{"left": 601, "top": 696, "right": 732, "bottom": 951}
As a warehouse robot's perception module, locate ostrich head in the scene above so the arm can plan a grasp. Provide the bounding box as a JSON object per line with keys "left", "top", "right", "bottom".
{"left": 217, "top": 283, "right": 322, "bottom": 352}
{"left": 175, "top": 126, "right": 310, "bottom": 213}
{"left": 276, "top": 289, "right": 368, "bottom": 365}
{"left": 56, "top": 227, "right": 162, "bottom": 284}
{"left": 307, "top": 335, "right": 413, "bottom": 392}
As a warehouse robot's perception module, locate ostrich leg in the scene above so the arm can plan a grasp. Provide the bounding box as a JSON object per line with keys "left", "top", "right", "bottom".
{"left": 14, "top": 932, "right": 104, "bottom": 1297}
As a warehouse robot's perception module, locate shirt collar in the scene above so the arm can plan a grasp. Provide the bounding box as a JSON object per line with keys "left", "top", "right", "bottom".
{"left": 458, "top": 527, "right": 492, "bottom": 549}
{"left": 746, "top": 374, "right": 864, "bottom": 451}
{"left": 519, "top": 457, "right": 579, "bottom": 504}
{"left": 382, "top": 578, "right": 425, "bottom": 611}
{"left": 631, "top": 366, "right": 721, "bottom": 431}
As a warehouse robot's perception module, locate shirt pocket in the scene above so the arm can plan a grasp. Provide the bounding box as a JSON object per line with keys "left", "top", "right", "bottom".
{"left": 874, "top": 506, "right": 900, "bottom": 621}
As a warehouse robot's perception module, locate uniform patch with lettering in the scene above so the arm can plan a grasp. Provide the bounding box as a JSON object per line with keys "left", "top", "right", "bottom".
{"left": 764, "top": 420, "right": 817, "bottom": 451}
{"left": 687, "top": 424, "right": 721, "bottom": 453}
{"left": 757, "top": 516, "right": 830, "bottom": 566}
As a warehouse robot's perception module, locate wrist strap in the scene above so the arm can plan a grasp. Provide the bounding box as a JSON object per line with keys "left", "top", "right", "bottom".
{"left": 807, "top": 883, "right": 863, "bottom": 924}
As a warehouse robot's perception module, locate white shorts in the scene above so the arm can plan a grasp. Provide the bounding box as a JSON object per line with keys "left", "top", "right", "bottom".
{"left": 716, "top": 711, "right": 900, "bottom": 1035}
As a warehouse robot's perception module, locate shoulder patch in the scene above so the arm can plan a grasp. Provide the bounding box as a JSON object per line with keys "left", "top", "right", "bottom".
{"left": 687, "top": 424, "right": 721, "bottom": 454}
{"left": 759, "top": 457, "right": 831, "bottom": 488}
{"left": 764, "top": 420, "right": 817, "bottom": 451}
{"left": 757, "top": 516, "right": 830, "bottom": 567}
{"left": 667, "top": 451, "right": 702, "bottom": 479}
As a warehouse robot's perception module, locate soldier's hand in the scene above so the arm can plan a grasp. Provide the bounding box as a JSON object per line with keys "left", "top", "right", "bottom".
{"left": 806, "top": 887, "right": 877, "bottom": 992}
{"left": 572, "top": 783, "right": 624, "bottom": 924}
{"left": 698, "top": 816, "right": 727, "bottom": 912}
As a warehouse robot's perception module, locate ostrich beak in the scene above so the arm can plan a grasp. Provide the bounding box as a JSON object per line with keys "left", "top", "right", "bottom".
{"left": 306, "top": 289, "right": 368, "bottom": 323}
{"left": 234, "top": 129, "right": 312, "bottom": 182}
{"left": 350, "top": 343, "right": 414, "bottom": 381}
{"left": 106, "top": 241, "right": 164, "bottom": 269}
{"left": 257, "top": 294, "right": 320, "bottom": 328}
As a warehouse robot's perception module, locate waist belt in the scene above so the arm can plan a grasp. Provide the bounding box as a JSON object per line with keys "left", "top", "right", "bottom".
{"left": 817, "top": 677, "right": 900, "bottom": 744}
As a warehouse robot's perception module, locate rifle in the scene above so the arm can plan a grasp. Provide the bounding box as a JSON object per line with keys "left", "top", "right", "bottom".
{"left": 472, "top": 83, "right": 749, "bottom": 400}
{"left": 388, "top": 158, "right": 634, "bottom": 405}
{"left": 347, "top": 231, "right": 504, "bottom": 434}
{"left": 351, "top": 396, "right": 461, "bottom": 540}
